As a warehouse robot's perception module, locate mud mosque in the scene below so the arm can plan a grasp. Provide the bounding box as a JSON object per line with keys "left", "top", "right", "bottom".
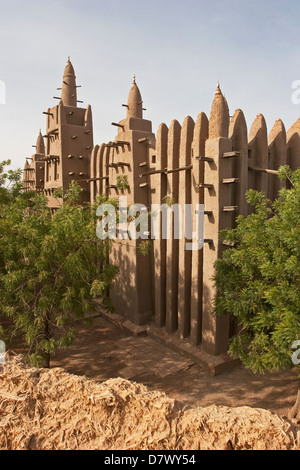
{"left": 22, "top": 58, "right": 300, "bottom": 371}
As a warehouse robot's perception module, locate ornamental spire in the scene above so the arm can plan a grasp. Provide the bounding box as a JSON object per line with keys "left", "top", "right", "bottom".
{"left": 61, "top": 57, "right": 77, "bottom": 107}
{"left": 36, "top": 129, "right": 45, "bottom": 155}
{"left": 208, "top": 83, "right": 230, "bottom": 139}
{"left": 127, "top": 76, "right": 143, "bottom": 119}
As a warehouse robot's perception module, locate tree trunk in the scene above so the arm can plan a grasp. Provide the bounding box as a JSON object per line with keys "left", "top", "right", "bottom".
{"left": 42, "top": 317, "right": 51, "bottom": 368}
{"left": 36, "top": 317, "right": 51, "bottom": 368}
{"left": 36, "top": 347, "right": 50, "bottom": 368}
{"left": 288, "top": 378, "right": 300, "bottom": 421}
{"left": 43, "top": 352, "right": 50, "bottom": 369}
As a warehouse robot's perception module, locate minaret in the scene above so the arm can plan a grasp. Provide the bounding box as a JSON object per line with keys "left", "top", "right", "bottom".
{"left": 42, "top": 58, "right": 93, "bottom": 209}
{"left": 22, "top": 159, "right": 30, "bottom": 192}
{"left": 100, "top": 76, "right": 155, "bottom": 326}
{"left": 202, "top": 84, "right": 233, "bottom": 356}
{"left": 61, "top": 57, "right": 77, "bottom": 107}
{"left": 36, "top": 129, "right": 45, "bottom": 155}
{"left": 208, "top": 84, "right": 230, "bottom": 140}
{"left": 127, "top": 76, "right": 143, "bottom": 119}
{"left": 22, "top": 130, "right": 46, "bottom": 193}
{"left": 33, "top": 130, "right": 46, "bottom": 193}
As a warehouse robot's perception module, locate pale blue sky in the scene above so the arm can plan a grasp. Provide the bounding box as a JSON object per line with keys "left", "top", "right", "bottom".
{"left": 1, "top": 0, "right": 300, "bottom": 169}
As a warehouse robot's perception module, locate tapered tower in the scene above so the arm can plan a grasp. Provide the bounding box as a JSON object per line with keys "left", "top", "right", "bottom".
{"left": 92, "top": 76, "right": 155, "bottom": 325}
{"left": 61, "top": 57, "right": 77, "bottom": 107}
{"left": 22, "top": 130, "right": 46, "bottom": 193}
{"left": 43, "top": 57, "right": 93, "bottom": 210}
{"left": 202, "top": 84, "right": 233, "bottom": 355}
{"left": 127, "top": 76, "right": 143, "bottom": 119}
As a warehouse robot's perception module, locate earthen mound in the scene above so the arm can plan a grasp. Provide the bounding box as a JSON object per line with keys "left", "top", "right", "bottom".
{"left": 0, "top": 356, "right": 299, "bottom": 450}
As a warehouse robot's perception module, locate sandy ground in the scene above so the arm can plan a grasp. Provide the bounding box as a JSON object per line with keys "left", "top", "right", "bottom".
{"left": 1, "top": 356, "right": 299, "bottom": 450}
{"left": 45, "top": 315, "right": 299, "bottom": 419}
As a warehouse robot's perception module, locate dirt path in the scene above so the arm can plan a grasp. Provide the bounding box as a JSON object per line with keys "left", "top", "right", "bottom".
{"left": 47, "top": 315, "right": 299, "bottom": 418}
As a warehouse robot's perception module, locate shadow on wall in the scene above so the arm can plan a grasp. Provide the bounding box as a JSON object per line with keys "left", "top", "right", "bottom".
{"left": 109, "top": 239, "right": 153, "bottom": 326}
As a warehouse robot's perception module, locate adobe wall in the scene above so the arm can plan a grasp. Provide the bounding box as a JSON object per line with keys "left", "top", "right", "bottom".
{"left": 91, "top": 79, "right": 156, "bottom": 325}
{"left": 22, "top": 61, "right": 298, "bottom": 358}
{"left": 91, "top": 80, "right": 296, "bottom": 357}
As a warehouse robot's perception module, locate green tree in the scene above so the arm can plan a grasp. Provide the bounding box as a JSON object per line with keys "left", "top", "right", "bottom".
{"left": 214, "top": 166, "right": 300, "bottom": 419}
{"left": 0, "top": 159, "right": 23, "bottom": 204}
{"left": 0, "top": 162, "right": 117, "bottom": 367}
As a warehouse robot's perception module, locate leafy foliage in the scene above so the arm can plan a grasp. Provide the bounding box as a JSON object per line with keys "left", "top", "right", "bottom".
{"left": 214, "top": 166, "right": 300, "bottom": 377}
{"left": 0, "top": 163, "right": 117, "bottom": 367}
{"left": 0, "top": 159, "right": 23, "bottom": 204}
{"left": 138, "top": 240, "right": 152, "bottom": 256}
{"left": 116, "top": 175, "right": 129, "bottom": 191}
{"left": 162, "top": 194, "right": 175, "bottom": 208}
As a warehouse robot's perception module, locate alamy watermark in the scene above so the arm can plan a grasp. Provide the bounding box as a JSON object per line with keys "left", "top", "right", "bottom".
{"left": 291, "top": 81, "right": 300, "bottom": 105}
{"left": 0, "top": 340, "right": 6, "bottom": 364}
{"left": 292, "top": 340, "right": 300, "bottom": 366}
{"left": 96, "top": 197, "right": 205, "bottom": 251}
{"left": 0, "top": 81, "right": 6, "bottom": 105}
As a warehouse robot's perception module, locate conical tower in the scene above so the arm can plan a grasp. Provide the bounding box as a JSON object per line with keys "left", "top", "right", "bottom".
{"left": 22, "top": 130, "right": 46, "bottom": 193}
{"left": 36, "top": 129, "right": 45, "bottom": 155}
{"left": 61, "top": 57, "right": 77, "bottom": 108}
{"left": 33, "top": 130, "right": 46, "bottom": 192}
{"left": 208, "top": 84, "right": 230, "bottom": 140}
{"left": 42, "top": 58, "right": 93, "bottom": 210}
{"left": 97, "top": 76, "right": 155, "bottom": 325}
{"left": 127, "top": 76, "right": 143, "bottom": 119}
{"left": 202, "top": 84, "right": 233, "bottom": 356}
{"left": 22, "top": 159, "right": 31, "bottom": 192}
